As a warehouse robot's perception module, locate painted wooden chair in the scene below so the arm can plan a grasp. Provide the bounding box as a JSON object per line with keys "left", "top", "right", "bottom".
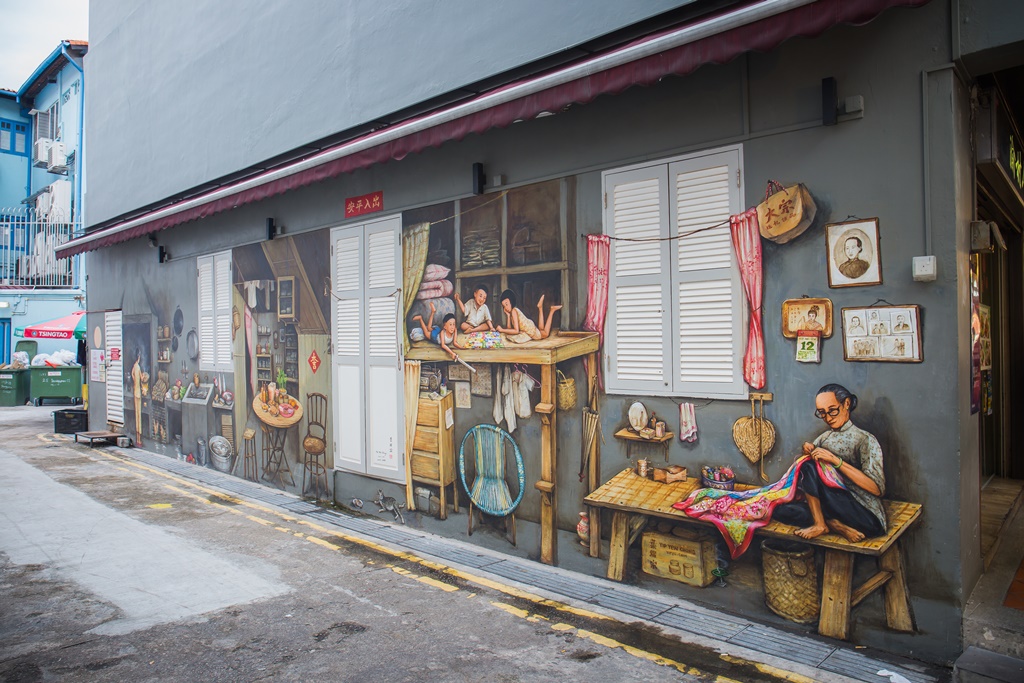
{"left": 459, "top": 424, "right": 525, "bottom": 545}
{"left": 302, "top": 392, "right": 329, "bottom": 500}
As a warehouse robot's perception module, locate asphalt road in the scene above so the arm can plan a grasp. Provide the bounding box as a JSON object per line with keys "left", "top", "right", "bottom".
{"left": 0, "top": 406, "right": 829, "bottom": 683}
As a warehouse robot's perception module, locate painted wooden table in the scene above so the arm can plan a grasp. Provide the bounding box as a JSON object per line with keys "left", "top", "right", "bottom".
{"left": 584, "top": 468, "right": 921, "bottom": 640}
{"left": 251, "top": 396, "right": 304, "bottom": 489}
{"left": 408, "top": 331, "right": 601, "bottom": 566}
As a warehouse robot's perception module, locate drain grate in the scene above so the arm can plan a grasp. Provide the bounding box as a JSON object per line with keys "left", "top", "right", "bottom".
{"left": 653, "top": 605, "right": 750, "bottom": 641}
{"left": 728, "top": 624, "right": 835, "bottom": 668}
{"left": 485, "top": 561, "right": 606, "bottom": 601}
{"left": 589, "top": 590, "right": 672, "bottom": 621}
{"left": 400, "top": 537, "right": 501, "bottom": 570}
{"left": 820, "top": 647, "right": 935, "bottom": 683}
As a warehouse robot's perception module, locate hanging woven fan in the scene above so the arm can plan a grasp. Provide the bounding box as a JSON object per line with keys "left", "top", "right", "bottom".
{"left": 732, "top": 394, "right": 776, "bottom": 481}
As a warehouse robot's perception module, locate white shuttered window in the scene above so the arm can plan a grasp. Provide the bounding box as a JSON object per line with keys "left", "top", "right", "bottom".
{"left": 198, "top": 250, "right": 233, "bottom": 372}
{"left": 603, "top": 146, "right": 746, "bottom": 399}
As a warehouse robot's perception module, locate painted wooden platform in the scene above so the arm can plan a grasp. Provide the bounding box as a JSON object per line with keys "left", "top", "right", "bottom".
{"left": 406, "top": 330, "right": 599, "bottom": 365}
{"left": 586, "top": 468, "right": 921, "bottom": 640}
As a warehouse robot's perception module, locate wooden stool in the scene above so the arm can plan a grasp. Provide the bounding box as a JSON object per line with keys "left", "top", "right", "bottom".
{"left": 242, "top": 428, "right": 258, "bottom": 482}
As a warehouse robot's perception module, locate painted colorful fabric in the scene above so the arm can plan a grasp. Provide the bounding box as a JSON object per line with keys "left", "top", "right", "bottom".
{"left": 672, "top": 455, "right": 846, "bottom": 558}
{"left": 462, "top": 331, "right": 504, "bottom": 349}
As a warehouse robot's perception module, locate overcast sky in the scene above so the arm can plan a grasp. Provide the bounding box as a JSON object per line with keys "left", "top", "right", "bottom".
{"left": 0, "top": 1, "right": 89, "bottom": 91}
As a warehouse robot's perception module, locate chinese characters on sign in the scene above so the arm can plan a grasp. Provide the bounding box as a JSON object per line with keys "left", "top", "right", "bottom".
{"left": 344, "top": 191, "right": 384, "bottom": 218}
{"left": 308, "top": 349, "right": 321, "bottom": 374}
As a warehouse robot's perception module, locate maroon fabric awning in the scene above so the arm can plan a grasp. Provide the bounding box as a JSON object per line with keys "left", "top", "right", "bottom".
{"left": 60, "top": 0, "right": 931, "bottom": 259}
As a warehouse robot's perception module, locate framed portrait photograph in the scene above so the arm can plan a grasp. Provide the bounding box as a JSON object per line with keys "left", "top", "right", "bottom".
{"left": 782, "top": 298, "right": 833, "bottom": 338}
{"left": 841, "top": 305, "right": 922, "bottom": 362}
{"left": 826, "top": 218, "right": 882, "bottom": 288}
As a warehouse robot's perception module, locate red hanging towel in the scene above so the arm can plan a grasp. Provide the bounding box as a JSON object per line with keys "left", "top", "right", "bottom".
{"left": 730, "top": 209, "right": 765, "bottom": 389}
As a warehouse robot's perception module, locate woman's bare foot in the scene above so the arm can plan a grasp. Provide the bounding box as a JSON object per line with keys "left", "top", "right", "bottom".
{"left": 412, "top": 315, "right": 424, "bottom": 323}
{"left": 826, "top": 519, "right": 865, "bottom": 543}
{"left": 795, "top": 524, "right": 828, "bottom": 539}
{"left": 549, "top": 304, "right": 563, "bottom": 313}
{"left": 536, "top": 294, "right": 545, "bottom": 311}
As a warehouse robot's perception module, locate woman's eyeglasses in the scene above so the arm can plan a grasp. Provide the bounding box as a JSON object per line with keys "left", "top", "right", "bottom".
{"left": 814, "top": 406, "right": 842, "bottom": 419}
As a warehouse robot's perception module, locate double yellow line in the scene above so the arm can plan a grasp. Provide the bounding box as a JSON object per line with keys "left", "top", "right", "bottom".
{"left": 58, "top": 437, "right": 814, "bottom": 683}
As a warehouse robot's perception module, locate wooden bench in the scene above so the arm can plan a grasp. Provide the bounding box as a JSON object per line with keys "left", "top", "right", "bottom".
{"left": 584, "top": 468, "right": 921, "bottom": 640}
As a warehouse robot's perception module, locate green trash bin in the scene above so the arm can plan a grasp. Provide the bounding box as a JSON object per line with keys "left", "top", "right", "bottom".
{"left": 29, "top": 365, "right": 83, "bottom": 406}
{"left": 0, "top": 369, "right": 30, "bottom": 407}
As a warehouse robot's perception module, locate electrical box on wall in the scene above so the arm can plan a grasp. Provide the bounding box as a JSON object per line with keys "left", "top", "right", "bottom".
{"left": 912, "top": 255, "right": 936, "bottom": 282}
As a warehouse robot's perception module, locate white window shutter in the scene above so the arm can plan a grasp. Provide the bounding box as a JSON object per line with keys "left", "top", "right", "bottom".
{"left": 332, "top": 228, "right": 365, "bottom": 471}
{"left": 214, "top": 254, "right": 232, "bottom": 368}
{"left": 198, "top": 251, "right": 232, "bottom": 372}
{"left": 604, "top": 167, "right": 672, "bottom": 394}
{"left": 367, "top": 228, "right": 397, "bottom": 358}
{"left": 670, "top": 151, "right": 745, "bottom": 398}
{"left": 198, "top": 255, "right": 216, "bottom": 369}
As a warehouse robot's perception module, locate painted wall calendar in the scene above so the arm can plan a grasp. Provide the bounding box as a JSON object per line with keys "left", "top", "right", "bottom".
{"left": 841, "top": 305, "right": 922, "bottom": 362}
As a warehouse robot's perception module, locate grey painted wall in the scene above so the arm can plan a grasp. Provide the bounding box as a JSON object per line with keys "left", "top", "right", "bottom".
{"left": 85, "top": 1, "right": 975, "bottom": 664}
{"left": 84, "top": 0, "right": 694, "bottom": 226}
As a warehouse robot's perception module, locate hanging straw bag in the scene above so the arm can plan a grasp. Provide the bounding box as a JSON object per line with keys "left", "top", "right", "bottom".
{"left": 556, "top": 369, "right": 577, "bottom": 411}
{"left": 756, "top": 180, "right": 817, "bottom": 244}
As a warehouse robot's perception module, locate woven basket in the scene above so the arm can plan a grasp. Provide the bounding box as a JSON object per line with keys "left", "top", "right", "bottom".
{"left": 556, "top": 369, "right": 577, "bottom": 411}
{"left": 761, "top": 540, "right": 820, "bottom": 624}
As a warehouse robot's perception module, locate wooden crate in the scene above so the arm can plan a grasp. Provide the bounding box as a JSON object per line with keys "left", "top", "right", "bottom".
{"left": 641, "top": 529, "right": 717, "bottom": 587}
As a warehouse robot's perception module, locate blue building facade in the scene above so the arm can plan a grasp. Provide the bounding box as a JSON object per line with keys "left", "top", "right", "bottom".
{"left": 0, "top": 41, "right": 87, "bottom": 363}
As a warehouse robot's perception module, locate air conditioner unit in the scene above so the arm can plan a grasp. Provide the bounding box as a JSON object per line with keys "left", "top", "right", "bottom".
{"left": 36, "top": 190, "right": 52, "bottom": 217}
{"left": 47, "top": 179, "right": 73, "bottom": 223}
{"left": 46, "top": 141, "right": 67, "bottom": 173}
{"left": 33, "top": 138, "right": 52, "bottom": 168}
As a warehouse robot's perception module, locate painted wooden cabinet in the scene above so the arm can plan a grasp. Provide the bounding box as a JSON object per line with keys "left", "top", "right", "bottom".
{"left": 412, "top": 391, "right": 459, "bottom": 519}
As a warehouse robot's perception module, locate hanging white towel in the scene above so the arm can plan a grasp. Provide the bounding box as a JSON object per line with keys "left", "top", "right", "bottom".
{"left": 502, "top": 365, "right": 517, "bottom": 434}
{"left": 245, "top": 281, "right": 258, "bottom": 308}
{"left": 514, "top": 370, "right": 534, "bottom": 418}
{"left": 493, "top": 367, "right": 504, "bottom": 425}
{"left": 679, "top": 402, "right": 698, "bottom": 443}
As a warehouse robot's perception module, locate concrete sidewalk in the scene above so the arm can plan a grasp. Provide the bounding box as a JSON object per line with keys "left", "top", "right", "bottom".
{"left": 73, "top": 433, "right": 946, "bottom": 683}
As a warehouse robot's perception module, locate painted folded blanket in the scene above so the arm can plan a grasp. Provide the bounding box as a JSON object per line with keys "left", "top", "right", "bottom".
{"left": 461, "top": 331, "right": 504, "bottom": 349}
{"left": 672, "top": 455, "right": 846, "bottom": 558}
{"left": 416, "top": 279, "right": 454, "bottom": 300}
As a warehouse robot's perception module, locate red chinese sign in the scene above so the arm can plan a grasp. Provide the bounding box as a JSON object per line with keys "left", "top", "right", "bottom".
{"left": 344, "top": 191, "right": 384, "bottom": 218}
{"left": 110, "top": 347, "right": 121, "bottom": 361}
{"left": 308, "top": 350, "right": 321, "bottom": 374}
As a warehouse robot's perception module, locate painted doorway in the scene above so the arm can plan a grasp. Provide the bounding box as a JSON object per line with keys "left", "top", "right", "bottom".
{"left": 105, "top": 310, "right": 124, "bottom": 425}
{"left": 0, "top": 318, "right": 9, "bottom": 364}
{"left": 331, "top": 215, "right": 404, "bottom": 483}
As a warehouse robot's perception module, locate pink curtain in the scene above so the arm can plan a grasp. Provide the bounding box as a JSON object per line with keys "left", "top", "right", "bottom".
{"left": 582, "top": 234, "right": 611, "bottom": 388}
{"left": 730, "top": 209, "right": 765, "bottom": 389}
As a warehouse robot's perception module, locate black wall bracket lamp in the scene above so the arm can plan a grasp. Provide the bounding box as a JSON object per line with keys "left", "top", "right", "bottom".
{"left": 267, "top": 217, "right": 278, "bottom": 240}
{"left": 472, "top": 162, "right": 486, "bottom": 195}
{"left": 158, "top": 245, "right": 170, "bottom": 263}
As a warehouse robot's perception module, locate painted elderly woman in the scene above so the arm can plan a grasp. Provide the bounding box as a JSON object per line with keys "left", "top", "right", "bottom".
{"left": 773, "top": 383, "right": 887, "bottom": 543}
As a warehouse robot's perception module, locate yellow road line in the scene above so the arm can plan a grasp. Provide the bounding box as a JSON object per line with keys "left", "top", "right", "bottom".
{"left": 75, "top": 442, "right": 803, "bottom": 681}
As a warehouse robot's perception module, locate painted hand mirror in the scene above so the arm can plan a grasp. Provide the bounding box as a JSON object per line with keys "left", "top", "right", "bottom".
{"left": 628, "top": 401, "right": 649, "bottom": 432}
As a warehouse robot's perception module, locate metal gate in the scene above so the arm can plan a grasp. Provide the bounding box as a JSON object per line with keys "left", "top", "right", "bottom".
{"left": 0, "top": 206, "right": 79, "bottom": 289}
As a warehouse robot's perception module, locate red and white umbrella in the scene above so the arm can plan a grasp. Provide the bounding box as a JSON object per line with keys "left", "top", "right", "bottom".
{"left": 15, "top": 310, "right": 87, "bottom": 340}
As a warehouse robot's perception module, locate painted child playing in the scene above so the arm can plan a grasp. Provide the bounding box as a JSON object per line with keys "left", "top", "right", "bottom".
{"left": 454, "top": 285, "right": 494, "bottom": 333}
{"left": 496, "top": 289, "right": 561, "bottom": 344}
{"left": 412, "top": 301, "right": 464, "bottom": 360}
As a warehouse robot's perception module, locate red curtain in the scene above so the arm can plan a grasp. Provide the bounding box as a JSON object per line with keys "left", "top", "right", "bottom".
{"left": 582, "top": 234, "right": 611, "bottom": 389}
{"left": 730, "top": 209, "right": 765, "bottom": 389}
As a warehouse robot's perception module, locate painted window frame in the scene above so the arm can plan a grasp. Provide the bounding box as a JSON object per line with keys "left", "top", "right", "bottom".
{"left": 0, "top": 118, "right": 28, "bottom": 156}
{"left": 602, "top": 144, "right": 747, "bottom": 400}
{"left": 197, "top": 250, "right": 234, "bottom": 373}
